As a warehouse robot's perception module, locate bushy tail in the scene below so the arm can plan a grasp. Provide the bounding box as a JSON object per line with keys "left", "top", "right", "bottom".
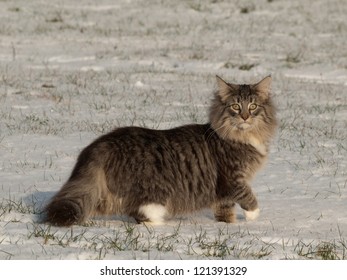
{"left": 44, "top": 168, "right": 106, "bottom": 227}
{"left": 44, "top": 194, "right": 86, "bottom": 227}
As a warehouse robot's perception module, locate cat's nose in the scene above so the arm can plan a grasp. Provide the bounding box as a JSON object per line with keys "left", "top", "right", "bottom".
{"left": 241, "top": 113, "right": 249, "bottom": 121}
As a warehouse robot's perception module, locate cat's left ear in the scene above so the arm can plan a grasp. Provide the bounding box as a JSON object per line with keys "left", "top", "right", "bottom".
{"left": 252, "top": 75, "right": 272, "bottom": 100}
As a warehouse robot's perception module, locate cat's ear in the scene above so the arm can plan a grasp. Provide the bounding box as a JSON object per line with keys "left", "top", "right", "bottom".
{"left": 252, "top": 75, "right": 272, "bottom": 99}
{"left": 216, "top": 75, "right": 237, "bottom": 101}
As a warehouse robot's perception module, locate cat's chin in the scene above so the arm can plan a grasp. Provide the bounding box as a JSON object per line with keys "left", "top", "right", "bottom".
{"left": 237, "top": 123, "right": 252, "bottom": 130}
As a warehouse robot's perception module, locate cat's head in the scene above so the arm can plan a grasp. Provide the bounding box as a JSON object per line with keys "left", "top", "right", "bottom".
{"left": 210, "top": 75, "right": 277, "bottom": 147}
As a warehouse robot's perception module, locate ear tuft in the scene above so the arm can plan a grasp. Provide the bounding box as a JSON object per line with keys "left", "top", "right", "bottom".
{"left": 253, "top": 75, "right": 272, "bottom": 99}
{"left": 215, "top": 76, "right": 237, "bottom": 101}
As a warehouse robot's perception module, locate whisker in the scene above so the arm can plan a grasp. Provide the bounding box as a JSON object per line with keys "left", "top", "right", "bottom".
{"left": 206, "top": 122, "right": 232, "bottom": 143}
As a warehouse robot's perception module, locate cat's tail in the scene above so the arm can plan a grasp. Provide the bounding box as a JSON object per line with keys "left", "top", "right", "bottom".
{"left": 43, "top": 167, "right": 106, "bottom": 227}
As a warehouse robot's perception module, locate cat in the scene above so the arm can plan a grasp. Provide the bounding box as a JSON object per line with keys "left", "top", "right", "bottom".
{"left": 44, "top": 75, "right": 277, "bottom": 226}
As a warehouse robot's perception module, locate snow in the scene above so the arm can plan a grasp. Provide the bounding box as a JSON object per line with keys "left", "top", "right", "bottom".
{"left": 0, "top": 0, "right": 346, "bottom": 260}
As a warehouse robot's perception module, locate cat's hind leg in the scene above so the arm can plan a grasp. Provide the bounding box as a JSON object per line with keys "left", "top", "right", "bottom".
{"left": 136, "top": 203, "right": 168, "bottom": 225}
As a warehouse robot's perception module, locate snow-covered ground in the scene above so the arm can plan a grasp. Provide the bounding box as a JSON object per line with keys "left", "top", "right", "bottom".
{"left": 0, "top": 0, "right": 346, "bottom": 260}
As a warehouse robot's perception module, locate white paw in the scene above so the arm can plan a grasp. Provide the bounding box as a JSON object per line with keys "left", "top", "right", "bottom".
{"left": 139, "top": 203, "right": 167, "bottom": 225}
{"left": 244, "top": 208, "right": 260, "bottom": 221}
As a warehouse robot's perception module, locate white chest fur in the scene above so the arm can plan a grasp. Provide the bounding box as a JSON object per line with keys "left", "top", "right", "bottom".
{"left": 248, "top": 136, "right": 267, "bottom": 156}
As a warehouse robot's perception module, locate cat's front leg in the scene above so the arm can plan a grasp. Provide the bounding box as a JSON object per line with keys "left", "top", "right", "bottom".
{"left": 244, "top": 208, "right": 260, "bottom": 221}
{"left": 233, "top": 183, "right": 260, "bottom": 221}
{"left": 213, "top": 200, "right": 237, "bottom": 223}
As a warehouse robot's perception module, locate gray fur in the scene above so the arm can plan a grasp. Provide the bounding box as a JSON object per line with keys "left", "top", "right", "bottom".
{"left": 44, "top": 76, "right": 277, "bottom": 226}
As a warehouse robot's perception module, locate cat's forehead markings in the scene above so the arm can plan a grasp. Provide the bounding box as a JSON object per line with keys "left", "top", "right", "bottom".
{"left": 237, "top": 85, "right": 253, "bottom": 99}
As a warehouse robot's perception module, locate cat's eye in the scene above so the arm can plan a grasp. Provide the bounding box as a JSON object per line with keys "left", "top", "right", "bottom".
{"left": 231, "top": 104, "right": 240, "bottom": 110}
{"left": 249, "top": 104, "right": 257, "bottom": 110}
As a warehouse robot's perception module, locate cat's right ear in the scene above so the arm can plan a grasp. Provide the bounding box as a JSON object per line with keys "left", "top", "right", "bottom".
{"left": 216, "top": 76, "right": 236, "bottom": 102}
{"left": 252, "top": 75, "right": 272, "bottom": 100}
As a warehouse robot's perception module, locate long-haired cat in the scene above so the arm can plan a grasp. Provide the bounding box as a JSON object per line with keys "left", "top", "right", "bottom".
{"left": 44, "top": 76, "right": 277, "bottom": 226}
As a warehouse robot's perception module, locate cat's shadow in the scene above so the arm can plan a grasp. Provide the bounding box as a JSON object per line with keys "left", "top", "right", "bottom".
{"left": 24, "top": 191, "right": 55, "bottom": 224}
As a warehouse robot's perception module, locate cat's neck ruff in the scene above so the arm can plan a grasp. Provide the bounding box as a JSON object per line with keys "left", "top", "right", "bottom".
{"left": 230, "top": 130, "right": 268, "bottom": 156}
{"left": 209, "top": 122, "right": 269, "bottom": 156}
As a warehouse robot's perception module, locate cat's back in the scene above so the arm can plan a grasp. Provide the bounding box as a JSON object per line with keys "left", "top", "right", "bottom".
{"left": 93, "top": 123, "right": 212, "bottom": 149}
{"left": 77, "top": 123, "right": 216, "bottom": 172}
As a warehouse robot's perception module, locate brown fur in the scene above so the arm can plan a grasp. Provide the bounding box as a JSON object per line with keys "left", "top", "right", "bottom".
{"left": 44, "top": 76, "right": 277, "bottom": 226}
